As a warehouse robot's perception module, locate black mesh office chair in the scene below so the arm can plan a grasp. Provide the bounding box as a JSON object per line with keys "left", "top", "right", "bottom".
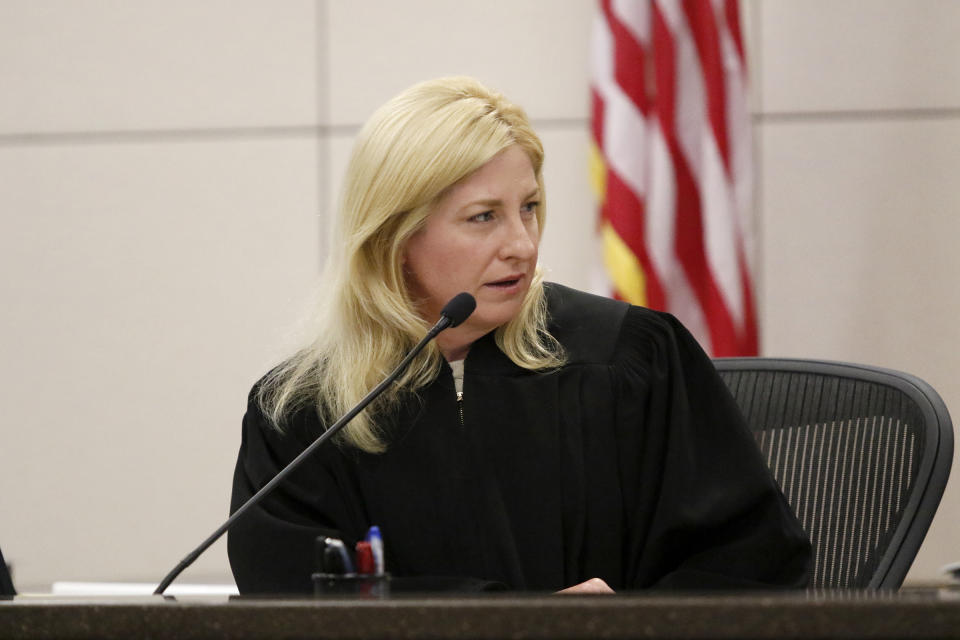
{"left": 714, "top": 358, "right": 953, "bottom": 589}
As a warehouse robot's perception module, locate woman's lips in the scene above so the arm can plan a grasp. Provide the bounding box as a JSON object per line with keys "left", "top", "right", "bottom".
{"left": 483, "top": 275, "right": 525, "bottom": 291}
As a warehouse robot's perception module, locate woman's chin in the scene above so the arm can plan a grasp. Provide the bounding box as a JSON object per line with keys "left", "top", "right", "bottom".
{"left": 470, "top": 303, "right": 525, "bottom": 334}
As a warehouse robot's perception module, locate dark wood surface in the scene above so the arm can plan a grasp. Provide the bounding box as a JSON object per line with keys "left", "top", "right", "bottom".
{"left": 3, "top": 589, "right": 960, "bottom": 639}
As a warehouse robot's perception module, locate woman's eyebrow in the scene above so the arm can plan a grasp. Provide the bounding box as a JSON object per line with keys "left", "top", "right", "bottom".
{"left": 464, "top": 198, "right": 503, "bottom": 208}
{"left": 462, "top": 189, "right": 541, "bottom": 209}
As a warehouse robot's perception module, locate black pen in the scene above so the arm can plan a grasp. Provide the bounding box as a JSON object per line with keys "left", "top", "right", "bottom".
{"left": 323, "top": 537, "right": 355, "bottom": 574}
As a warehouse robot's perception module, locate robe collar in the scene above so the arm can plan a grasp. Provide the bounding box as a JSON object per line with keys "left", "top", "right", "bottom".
{"left": 460, "top": 330, "right": 529, "bottom": 377}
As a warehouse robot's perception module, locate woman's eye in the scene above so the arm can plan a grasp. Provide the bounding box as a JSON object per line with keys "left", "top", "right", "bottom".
{"left": 470, "top": 211, "right": 494, "bottom": 222}
{"left": 522, "top": 201, "right": 539, "bottom": 214}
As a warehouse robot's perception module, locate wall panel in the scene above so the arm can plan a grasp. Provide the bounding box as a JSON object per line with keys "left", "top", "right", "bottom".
{"left": 760, "top": 0, "right": 960, "bottom": 113}
{"left": 0, "top": 1, "right": 317, "bottom": 133}
{"left": 0, "top": 138, "right": 319, "bottom": 589}
{"left": 326, "top": 0, "right": 593, "bottom": 125}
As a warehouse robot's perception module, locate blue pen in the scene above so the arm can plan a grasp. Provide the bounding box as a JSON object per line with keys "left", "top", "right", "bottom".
{"left": 365, "top": 526, "right": 385, "bottom": 575}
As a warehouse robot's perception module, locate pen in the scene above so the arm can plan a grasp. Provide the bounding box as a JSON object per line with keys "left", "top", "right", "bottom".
{"left": 315, "top": 536, "right": 333, "bottom": 573}
{"left": 322, "top": 546, "right": 344, "bottom": 574}
{"left": 365, "top": 526, "right": 385, "bottom": 575}
{"left": 355, "top": 541, "right": 375, "bottom": 575}
{"left": 323, "top": 537, "right": 355, "bottom": 574}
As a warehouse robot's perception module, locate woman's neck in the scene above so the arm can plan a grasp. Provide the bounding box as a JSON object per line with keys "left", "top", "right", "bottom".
{"left": 440, "top": 342, "right": 470, "bottom": 362}
{"left": 436, "top": 325, "right": 485, "bottom": 362}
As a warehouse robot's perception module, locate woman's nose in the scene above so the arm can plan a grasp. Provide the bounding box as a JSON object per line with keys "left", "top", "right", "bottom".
{"left": 499, "top": 214, "right": 538, "bottom": 261}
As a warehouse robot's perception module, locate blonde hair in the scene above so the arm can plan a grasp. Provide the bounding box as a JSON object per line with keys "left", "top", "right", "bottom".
{"left": 259, "top": 77, "right": 564, "bottom": 452}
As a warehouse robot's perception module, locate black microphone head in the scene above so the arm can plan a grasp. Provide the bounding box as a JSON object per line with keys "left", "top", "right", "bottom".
{"left": 440, "top": 292, "right": 476, "bottom": 328}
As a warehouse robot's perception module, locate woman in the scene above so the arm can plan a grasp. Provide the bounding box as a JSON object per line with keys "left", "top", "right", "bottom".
{"left": 228, "top": 77, "right": 810, "bottom": 594}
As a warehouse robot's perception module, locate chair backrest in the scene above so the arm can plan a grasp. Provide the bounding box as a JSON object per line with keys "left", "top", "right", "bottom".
{"left": 713, "top": 358, "right": 953, "bottom": 589}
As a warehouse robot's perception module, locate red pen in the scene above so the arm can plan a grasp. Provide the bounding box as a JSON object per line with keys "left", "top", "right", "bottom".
{"left": 355, "top": 541, "right": 375, "bottom": 575}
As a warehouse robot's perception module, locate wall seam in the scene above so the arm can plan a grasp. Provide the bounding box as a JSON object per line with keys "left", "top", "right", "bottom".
{"left": 755, "top": 108, "right": 960, "bottom": 124}
{"left": 316, "top": 0, "right": 332, "bottom": 274}
{"left": 750, "top": 0, "right": 765, "bottom": 355}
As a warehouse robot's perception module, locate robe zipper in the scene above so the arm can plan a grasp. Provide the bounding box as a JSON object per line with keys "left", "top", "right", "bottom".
{"left": 457, "top": 391, "right": 464, "bottom": 427}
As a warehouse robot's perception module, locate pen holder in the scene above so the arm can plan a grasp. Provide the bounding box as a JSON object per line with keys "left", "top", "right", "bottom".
{"left": 312, "top": 572, "right": 391, "bottom": 598}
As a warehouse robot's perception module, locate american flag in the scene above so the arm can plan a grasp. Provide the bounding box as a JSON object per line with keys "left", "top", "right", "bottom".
{"left": 589, "top": 0, "right": 757, "bottom": 356}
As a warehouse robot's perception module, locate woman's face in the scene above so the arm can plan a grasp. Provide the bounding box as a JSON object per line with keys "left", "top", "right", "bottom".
{"left": 404, "top": 145, "right": 540, "bottom": 348}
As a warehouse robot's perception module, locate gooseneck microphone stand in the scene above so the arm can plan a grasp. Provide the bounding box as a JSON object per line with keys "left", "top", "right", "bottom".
{"left": 154, "top": 293, "right": 476, "bottom": 595}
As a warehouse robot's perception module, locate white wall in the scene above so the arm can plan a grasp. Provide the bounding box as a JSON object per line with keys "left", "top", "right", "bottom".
{"left": 0, "top": 0, "right": 957, "bottom": 591}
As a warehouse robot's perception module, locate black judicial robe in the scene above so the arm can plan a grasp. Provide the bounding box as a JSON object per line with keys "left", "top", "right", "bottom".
{"left": 228, "top": 284, "right": 811, "bottom": 594}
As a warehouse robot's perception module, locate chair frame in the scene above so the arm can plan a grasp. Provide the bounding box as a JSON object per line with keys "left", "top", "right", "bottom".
{"left": 0, "top": 545, "right": 13, "bottom": 597}
{"left": 713, "top": 357, "right": 953, "bottom": 589}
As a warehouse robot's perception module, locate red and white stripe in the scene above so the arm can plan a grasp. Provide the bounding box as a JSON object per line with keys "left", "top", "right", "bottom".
{"left": 590, "top": 0, "right": 757, "bottom": 356}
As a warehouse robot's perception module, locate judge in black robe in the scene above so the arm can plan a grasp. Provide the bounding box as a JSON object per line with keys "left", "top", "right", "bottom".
{"left": 228, "top": 283, "right": 811, "bottom": 594}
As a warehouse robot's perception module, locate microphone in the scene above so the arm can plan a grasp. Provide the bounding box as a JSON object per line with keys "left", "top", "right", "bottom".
{"left": 154, "top": 292, "right": 476, "bottom": 595}
{"left": 431, "top": 291, "right": 476, "bottom": 332}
